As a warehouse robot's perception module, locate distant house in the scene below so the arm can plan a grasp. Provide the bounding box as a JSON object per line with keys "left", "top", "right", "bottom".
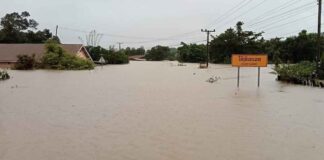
{"left": 0, "top": 44, "right": 93, "bottom": 68}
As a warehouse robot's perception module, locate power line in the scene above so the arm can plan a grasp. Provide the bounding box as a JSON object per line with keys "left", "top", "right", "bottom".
{"left": 207, "top": 0, "right": 251, "bottom": 27}
{"left": 259, "top": 13, "right": 317, "bottom": 32}
{"left": 166, "top": 40, "right": 207, "bottom": 47}
{"left": 215, "top": 0, "right": 269, "bottom": 29}
{"left": 154, "top": 0, "right": 255, "bottom": 41}
{"left": 247, "top": 2, "right": 315, "bottom": 27}
{"left": 265, "top": 23, "right": 323, "bottom": 38}
{"left": 60, "top": 26, "right": 157, "bottom": 40}
{"left": 247, "top": 0, "right": 302, "bottom": 24}
{"left": 252, "top": 10, "right": 317, "bottom": 31}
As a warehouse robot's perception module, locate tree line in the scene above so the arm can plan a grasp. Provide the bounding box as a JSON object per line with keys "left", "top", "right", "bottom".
{"left": 145, "top": 22, "right": 323, "bottom": 65}
{"left": 1, "top": 11, "right": 323, "bottom": 76}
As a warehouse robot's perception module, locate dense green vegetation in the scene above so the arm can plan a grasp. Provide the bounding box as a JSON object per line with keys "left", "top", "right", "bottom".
{"left": 1, "top": 10, "right": 323, "bottom": 80}
{"left": 124, "top": 47, "right": 145, "bottom": 56}
{"left": 15, "top": 54, "right": 37, "bottom": 70}
{"left": 14, "top": 41, "right": 94, "bottom": 70}
{"left": 41, "top": 41, "right": 94, "bottom": 70}
{"left": 177, "top": 42, "right": 206, "bottom": 63}
{"left": 103, "top": 52, "right": 129, "bottom": 64}
{"left": 178, "top": 22, "right": 324, "bottom": 80}
{"left": 86, "top": 46, "right": 129, "bottom": 64}
{"left": 0, "top": 11, "right": 58, "bottom": 43}
{"left": 0, "top": 70, "right": 10, "bottom": 80}
{"left": 274, "top": 61, "right": 316, "bottom": 81}
{"left": 210, "top": 22, "right": 264, "bottom": 63}
{"left": 145, "top": 46, "right": 172, "bottom": 61}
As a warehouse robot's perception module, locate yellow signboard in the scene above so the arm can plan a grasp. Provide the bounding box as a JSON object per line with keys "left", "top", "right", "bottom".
{"left": 232, "top": 54, "right": 268, "bottom": 67}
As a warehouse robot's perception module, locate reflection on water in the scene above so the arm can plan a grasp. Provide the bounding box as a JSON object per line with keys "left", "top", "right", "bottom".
{"left": 1, "top": 61, "right": 324, "bottom": 160}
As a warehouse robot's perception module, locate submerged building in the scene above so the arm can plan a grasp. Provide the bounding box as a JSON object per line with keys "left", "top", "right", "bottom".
{"left": 0, "top": 44, "right": 92, "bottom": 68}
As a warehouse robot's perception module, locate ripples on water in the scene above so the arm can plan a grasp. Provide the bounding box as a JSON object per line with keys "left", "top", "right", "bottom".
{"left": 0, "top": 61, "right": 324, "bottom": 160}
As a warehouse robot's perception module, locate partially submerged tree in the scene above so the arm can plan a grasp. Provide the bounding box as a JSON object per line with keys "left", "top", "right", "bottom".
{"left": 145, "top": 46, "right": 171, "bottom": 61}
{"left": 177, "top": 42, "right": 206, "bottom": 63}
{"left": 41, "top": 40, "right": 94, "bottom": 70}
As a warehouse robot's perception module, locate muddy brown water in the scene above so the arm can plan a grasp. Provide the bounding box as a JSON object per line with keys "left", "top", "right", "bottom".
{"left": 1, "top": 61, "right": 324, "bottom": 160}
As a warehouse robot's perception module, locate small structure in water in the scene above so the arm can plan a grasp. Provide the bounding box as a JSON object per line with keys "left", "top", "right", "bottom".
{"left": 199, "top": 63, "right": 208, "bottom": 69}
{"left": 99, "top": 56, "right": 106, "bottom": 65}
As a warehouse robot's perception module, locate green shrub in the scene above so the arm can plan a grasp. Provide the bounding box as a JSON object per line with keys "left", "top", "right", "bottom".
{"left": 274, "top": 61, "right": 316, "bottom": 80}
{"left": 41, "top": 41, "right": 94, "bottom": 70}
{"left": 104, "top": 52, "right": 129, "bottom": 64}
{"left": 177, "top": 43, "right": 206, "bottom": 63}
{"left": 14, "top": 54, "right": 36, "bottom": 70}
{"left": 145, "top": 46, "right": 170, "bottom": 61}
{"left": 0, "top": 70, "right": 10, "bottom": 80}
{"left": 86, "top": 46, "right": 129, "bottom": 65}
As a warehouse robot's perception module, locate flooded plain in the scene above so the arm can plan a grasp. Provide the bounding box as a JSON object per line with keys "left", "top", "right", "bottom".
{"left": 1, "top": 61, "right": 324, "bottom": 160}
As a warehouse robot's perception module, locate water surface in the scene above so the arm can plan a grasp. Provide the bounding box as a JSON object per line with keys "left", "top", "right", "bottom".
{"left": 1, "top": 61, "right": 324, "bottom": 160}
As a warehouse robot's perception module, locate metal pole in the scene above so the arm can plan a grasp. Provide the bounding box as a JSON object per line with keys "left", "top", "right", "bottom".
{"left": 207, "top": 31, "right": 210, "bottom": 67}
{"left": 55, "top": 25, "right": 58, "bottom": 37}
{"left": 237, "top": 67, "right": 240, "bottom": 88}
{"left": 258, "top": 67, "right": 260, "bottom": 87}
{"left": 317, "top": 0, "right": 322, "bottom": 74}
{"left": 201, "top": 29, "right": 215, "bottom": 68}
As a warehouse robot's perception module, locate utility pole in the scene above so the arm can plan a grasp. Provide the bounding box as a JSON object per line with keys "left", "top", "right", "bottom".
{"left": 201, "top": 29, "right": 215, "bottom": 68}
{"left": 55, "top": 25, "right": 58, "bottom": 37}
{"left": 117, "top": 42, "right": 123, "bottom": 51}
{"left": 317, "top": 0, "right": 322, "bottom": 75}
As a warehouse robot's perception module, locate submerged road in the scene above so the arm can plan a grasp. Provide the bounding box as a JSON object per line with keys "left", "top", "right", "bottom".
{"left": 0, "top": 61, "right": 324, "bottom": 160}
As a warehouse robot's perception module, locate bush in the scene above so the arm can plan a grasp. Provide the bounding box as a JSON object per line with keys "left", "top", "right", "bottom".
{"left": 14, "top": 54, "right": 36, "bottom": 70}
{"left": 41, "top": 41, "right": 94, "bottom": 70}
{"left": 104, "top": 52, "right": 129, "bottom": 64}
{"left": 177, "top": 43, "right": 206, "bottom": 63}
{"left": 274, "top": 61, "right": 316, "bottom": 81}
{"left": 86, "top": 46, "right": 129, "bottom": 64}
{"left": 0, "top": 70, "right": 10, "bottom": 80}
{"left": 145, "top": 46, "right": 170, "bottom": 61}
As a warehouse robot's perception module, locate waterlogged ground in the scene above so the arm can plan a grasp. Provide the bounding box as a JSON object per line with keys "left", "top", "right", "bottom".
{"left": 0, "top": 61, "right": 324, "bottom": 160}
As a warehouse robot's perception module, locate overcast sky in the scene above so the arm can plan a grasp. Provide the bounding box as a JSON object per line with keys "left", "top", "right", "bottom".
{"left": 0, "top": 0, "right": 320, "bottom": 49}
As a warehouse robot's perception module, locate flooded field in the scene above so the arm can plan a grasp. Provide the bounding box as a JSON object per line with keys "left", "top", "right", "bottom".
{"left": 1, "top": 61, "right": 324, "bottom": 160}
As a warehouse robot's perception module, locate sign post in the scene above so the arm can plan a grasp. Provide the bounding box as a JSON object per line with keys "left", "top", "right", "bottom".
{"left": 258, "top": 67, "right": 260, "bottom": 87}
{"left": 232, "top": 54, "right": 268, "bottom": 88}
{"left": 237, "top": 67, "right": 240, "bottom": 88}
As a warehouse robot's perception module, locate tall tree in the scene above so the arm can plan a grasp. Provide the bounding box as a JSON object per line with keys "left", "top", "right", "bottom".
{"left": 210, "top": 22, "right": 264, "bottom": 63}
{"left": 0, "top": 11, "right": 54, "bottom": 43}
{"left": 145, "top": 46, "right": 170, "bottom": 61}
{"left": 177, "top": 42, "right": 206, "bottom": 63}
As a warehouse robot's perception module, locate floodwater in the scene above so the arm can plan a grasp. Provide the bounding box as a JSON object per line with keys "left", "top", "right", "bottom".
{"left": 0, "top": 61, "right": 324, "bottom": 160}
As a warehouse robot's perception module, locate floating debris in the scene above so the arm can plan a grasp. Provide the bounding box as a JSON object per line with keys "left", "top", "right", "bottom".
{"left": 178, "top": 63, "right": 186, "bottom": 66}
{"left": 206, "top": 76, "right": 221, "bottom": 83}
